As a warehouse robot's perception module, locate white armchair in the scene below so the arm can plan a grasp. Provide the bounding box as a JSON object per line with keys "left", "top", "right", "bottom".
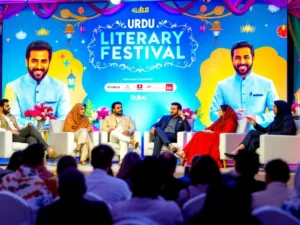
{"left": 219, "top": 119, "right": 250, "bottom": 163}
{"left": 49, "top": 120, "right": 100, "bottom": 156}
{"left": 0, "top": 131, "right": 28, "bottom": 158}
{"left": 255, "top": 120, "right": 300, "bottom": 164}
{"left": 143, "top": 131, "right": 189, "bottom": 156}
{"left": 100, "top": 130, "right": 142, "bottom": 158}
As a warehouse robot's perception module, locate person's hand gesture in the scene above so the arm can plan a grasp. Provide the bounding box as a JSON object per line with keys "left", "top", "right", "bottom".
{"left": 150, "top": 127, "right": 155, "bottom": 135}
{"left": 235, "top": 109, "right": 245, "bottom": 119}
{"left": 243, "top": 114, "right": 257, "bottom": 126}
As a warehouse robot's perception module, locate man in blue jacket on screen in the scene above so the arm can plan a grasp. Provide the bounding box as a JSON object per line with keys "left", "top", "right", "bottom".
{"left": 210, "top": 41, "right": 279, "bottom": 127}
{"left": 4, "top": 40, "right": 71, "bottom": 127}
{"left": 151, "top": 102, "right": 191, "bottom": 157}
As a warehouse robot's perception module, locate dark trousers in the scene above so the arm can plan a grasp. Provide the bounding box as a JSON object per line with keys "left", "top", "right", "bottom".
{"left": 12, "top": 127, "right": 49, "bottom": 150}
{"left": 241, "top": 130, "right": 262, "bottom": 153}
{"left": 153, "top": 127, "right": 177, "bottom": 157}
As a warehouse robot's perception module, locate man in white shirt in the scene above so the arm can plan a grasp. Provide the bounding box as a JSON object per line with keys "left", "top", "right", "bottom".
{"left": 85, "top": 144, "right": 131, "bottom": 206}
{"left": 112, "top": 156, "right": 183, "bottom": 225}
{"left": 101, "top": 102, "right": 138, "bottom": 163}
{"left": 0, "top": 99, "right": 62, "bottom": 161}
{"left": 4, "top": 40, "right": 71, "bottom": 127}
{"left": 252, "top": 159, "right": 292, "bottom": 209}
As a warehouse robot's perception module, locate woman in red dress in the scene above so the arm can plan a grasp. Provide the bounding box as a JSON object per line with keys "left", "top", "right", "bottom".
{"left": 176, "top": 105, "right": 238, "bottom": 168}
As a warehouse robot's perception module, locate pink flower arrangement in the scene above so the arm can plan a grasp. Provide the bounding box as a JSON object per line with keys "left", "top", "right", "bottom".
{"left": 292, "top": 103, "right": 300, "bottom": 116}
{"left": 182, "top": 108, "right": 196, "bottom": 120}
{"left": 24, "top": 103, "right": 56, "bottom": 121}
{"left": 96, "top": 106, "right": 110, "bottom": 120}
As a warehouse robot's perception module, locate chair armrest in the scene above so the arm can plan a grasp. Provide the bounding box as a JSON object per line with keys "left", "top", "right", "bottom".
{"left": 0, "top": 131, "right": 13, "bottom": 158}
{"left": 187, "top": 132, "right": 195, "bottom": 143}
{"left": 49, "top": 132, "right": 75, "bottom": 155}
{"left": 219, "top": 133, "right": 247, "bottom": 160}
{"left": 258, "top": 135, "right": 300, "bottom": 164}
{"left": 89, "top": 131, "right": 100, "bottom": 146}
{"left": 143, "top": 131, "right": 151, "bottom": 153}
{"left": 100, "top": 131, "right": 109, "bottom": 144}
{"left": 177, "top": 131, "right": 189, "bottom": 150}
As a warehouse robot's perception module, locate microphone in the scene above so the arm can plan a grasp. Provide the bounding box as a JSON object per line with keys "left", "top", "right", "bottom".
{"left": 250, "top": 92, "right": 252, "bottom": 96}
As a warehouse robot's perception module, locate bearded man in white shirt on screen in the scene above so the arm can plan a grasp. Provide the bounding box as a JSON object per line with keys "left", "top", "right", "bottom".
{"left": 4, "top": 40, "right": 71, "bottom": 127}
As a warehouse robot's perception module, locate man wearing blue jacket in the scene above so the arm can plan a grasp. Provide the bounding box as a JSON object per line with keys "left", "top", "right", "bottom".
{"left": 151, "top": 102, "right": 191, "bottom": 157}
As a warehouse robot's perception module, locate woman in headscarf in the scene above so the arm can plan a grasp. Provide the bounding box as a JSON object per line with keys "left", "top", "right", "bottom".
{"left": 176, "top": 105, "right": 238, "bottom": 168}
{"left": 225, "top": 100, "right": 296, "bottom": 159}
{"left": 63, "top": 103, "right": 93, "bottom": 165}
{"left": 282, "top": 163, "right": 300, "bottom": 219}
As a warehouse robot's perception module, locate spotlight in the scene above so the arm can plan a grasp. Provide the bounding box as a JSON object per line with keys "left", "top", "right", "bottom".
{"left": 109, "top": 0, "right": 122, "bottom": 5}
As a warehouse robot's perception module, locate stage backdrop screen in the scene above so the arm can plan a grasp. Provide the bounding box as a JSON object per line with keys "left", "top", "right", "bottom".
{"left": 2, "top": 1, "right": 288, "bottom": 132}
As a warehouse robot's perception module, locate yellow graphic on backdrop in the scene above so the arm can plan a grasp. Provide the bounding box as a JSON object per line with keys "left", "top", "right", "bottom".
{"left": 197, "top": 47, "right": 287, "bottom": 126}
{"left": 48, "top": 50, "right": 87, "bottom": 106}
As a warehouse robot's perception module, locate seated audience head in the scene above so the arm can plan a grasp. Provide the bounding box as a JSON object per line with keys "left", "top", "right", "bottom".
{"left": 7, "top": 150, "right": 24, "bottom": 171}
{"left": 130, "top": 156, "right": 162, "bottom": 199}
{"left": 58, "top": 168, "right": 86, "bottom": 201}
{"left": 190, "top": 155, "right": 221, "bottom": 186}
{"left": 158, "top": 151, "right": 177, "bottom": 175}
{"left": 235, "top": 151, "right": 260, "bottom": 178}
{"left": 111, "top": 101, "right": 123, "bottom": 116}
{"left": 197, "top": 175, "right": 254, "bottom": 225}
{"left": 265, "top": 159, "right": 290, "bottom": 184}
{"left": 91, "top": 144, "right": 115, "bottom": 172}
{"left": 23, "top": 143, "right": 45, "bottom": 169}
{"left": 57, "top": 155, "right": 77, "bottom": 176}
{"left": 117, "top": 151, "right": 141, "bottom": 179}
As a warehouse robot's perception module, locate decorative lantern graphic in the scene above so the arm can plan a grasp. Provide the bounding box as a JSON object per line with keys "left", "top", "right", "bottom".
{"left": 210, "top": 21, "right": 223, "bottom": 44}
{"left": 67, "top": 73, "right": 76, "bottom": 90}
{"left": 199, "top": 23, "right": 206, "bottom": 32}
{"left": 277, "top": 25, "right": 287, "bottom": 38}
{"left": 64, "top": 24, "right": 75, "bottom": 46}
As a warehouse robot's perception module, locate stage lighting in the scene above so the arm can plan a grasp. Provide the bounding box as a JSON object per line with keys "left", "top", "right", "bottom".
{"left": 109, "top": 0, "right": 122, "bottom": 5}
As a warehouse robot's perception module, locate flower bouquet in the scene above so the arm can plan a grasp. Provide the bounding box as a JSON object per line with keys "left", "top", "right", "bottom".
{"left": 86, "top": 106, "right": 110, "bottom": 131}
{"left": 182, "top": 108, "right": 197, "bottom": 120}
{"left": 96, "top": 106, "right": 110, "bottom": 120}
{"left": 292, "top": 103, "right": 300, "bottom": 120}
{"left": 24, "top": 103, "right": 56, "bottom": 129}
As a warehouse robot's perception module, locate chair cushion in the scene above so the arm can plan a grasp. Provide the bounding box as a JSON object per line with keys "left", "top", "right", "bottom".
{"left": 12, "top": 142, "right": 28, "bottom": 151}
{"left": 236, "top": 120, "right": 249, "bottom": 133}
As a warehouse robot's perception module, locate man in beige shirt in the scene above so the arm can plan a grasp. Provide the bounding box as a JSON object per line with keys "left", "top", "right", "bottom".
{"left": 101, "top": 102, "right": 138, "bottom": 162}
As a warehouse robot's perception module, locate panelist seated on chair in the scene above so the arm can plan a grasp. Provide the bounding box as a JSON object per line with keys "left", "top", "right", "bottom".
{"left": 176, "top": 105, "right": 238, "bottom": 168}
{"left": 225, "top": 100, "right": 296, "bottom": 160}
{"left": 63, "top": 103, "right": 93, "bottom": 165}
{"left": 0, "top": 99, "right": 61, "bottom": 162}
{"left": 100, "top": 101, "right": 139, "bottom": 162}
{"left": 150, "top": 102, "right": 191, "bottom": 157}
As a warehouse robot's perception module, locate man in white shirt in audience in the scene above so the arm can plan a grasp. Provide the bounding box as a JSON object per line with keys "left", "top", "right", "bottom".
{"left": 112, "top": 156, "right": 183, "bottom": 225}
{"left": 252, "top": 159, "right": 292, "bottom": 209}
{"left": 85, "top": 144, "right": 131, "bottom": 206}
